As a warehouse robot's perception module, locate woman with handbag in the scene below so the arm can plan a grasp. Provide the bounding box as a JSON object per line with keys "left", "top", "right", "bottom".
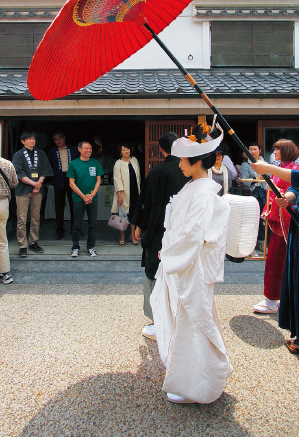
{"left": 111, "top": 143, "right": 141, "bottom": 245}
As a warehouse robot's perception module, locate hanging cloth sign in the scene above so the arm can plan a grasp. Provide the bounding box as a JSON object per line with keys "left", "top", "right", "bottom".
{"left": 23, "top": 149, "right": 39, "bottom": 179}
{"left": 23, "top": 149, "right": 38, "bottom": 168}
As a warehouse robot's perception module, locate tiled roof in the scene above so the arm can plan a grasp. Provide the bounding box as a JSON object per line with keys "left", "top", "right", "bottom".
{"left": 0, "top": 9, "right": 58, "bottom": 20}
{"left": 0, "top": 69, "right": 299, "bottom": 99}
{"left": 194, "top": 7, "right": 299, "bottom": 18}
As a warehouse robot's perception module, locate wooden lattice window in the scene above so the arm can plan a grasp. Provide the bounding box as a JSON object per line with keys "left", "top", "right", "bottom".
{"left": 0, "top": 23, "right": 49, "bottom": 68}
{"left": 145, "top": 120, "right": 196, "bottom": 177}
{"left": 211, "top": 21, "right": 294, "bottom": 68}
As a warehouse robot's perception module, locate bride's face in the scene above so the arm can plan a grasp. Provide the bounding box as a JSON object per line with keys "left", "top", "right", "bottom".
{"left": 179, "top": 157, "right": 194, "bottom": 177}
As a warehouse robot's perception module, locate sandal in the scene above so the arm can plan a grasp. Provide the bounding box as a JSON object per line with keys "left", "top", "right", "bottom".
{"left": 129, "top": 236, "right": 139, "bottom": 246}
{"left": 119, "top": 240, "right": 125, "bottom": 246}
{"left": 285, "top": 340, "right": 299, "bottom": 354}
{"left": 253, "top": 299, "right": 279, "bottom": 314}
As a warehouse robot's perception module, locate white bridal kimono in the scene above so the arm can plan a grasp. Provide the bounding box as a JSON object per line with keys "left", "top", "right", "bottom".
{"left": 150, "top": 178, "right": 233, "bottom": 403}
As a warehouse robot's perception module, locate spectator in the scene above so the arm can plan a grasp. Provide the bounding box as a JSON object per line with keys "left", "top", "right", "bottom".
{"left": 220, "top": 141, "right": 237, "bottom": 180}
{"left": 207, "top": 144, "right": 233, "bottom": 195}
{"left": 240, "top": 142, "right": 267, "bottom": 190}
{"left": 92, "top": 135, "right": 114, "bottom": 178}
{"left": 67, "top": 141, "right": 103, "bottom": 257}
{"left": 252, "top": 139, "right": 299, "bottom": 314}
{"left": 234, "top": 151, "right": 248, "bottom": 188}
{"left": 240, "top": 142, "right": 267, "bottom": 252}
{"left": 277, "top": 184, "right": 299, "bottom": 354}
{"left": 0, "top": 157, "right": 18, "bottom": 283}
{"left": 251, "top": 161, "right": 299, "bottom": 354}
{"left": 132, "top": 132, "right": 190, "bottom": 340}
{"left": 111, "top": 144, "right": 141, "bottom": 245}
{"left": 48, "top": 132, "right": 79, "bottom": 239}
{"left": 12, "top": 131, "right": 53, "bottom": 258}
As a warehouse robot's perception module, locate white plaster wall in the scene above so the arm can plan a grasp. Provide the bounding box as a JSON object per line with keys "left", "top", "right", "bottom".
{"left": 1, "top": 1, "right": 298, "bottom": 69}
{"left": 116, "top": 4, "right": 209, "bottom": 70}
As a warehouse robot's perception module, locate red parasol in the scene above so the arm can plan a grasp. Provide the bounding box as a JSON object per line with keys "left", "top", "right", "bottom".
{"left": 27, "top": 0, "right": 297, "bottom": 224}
{"left": 27, "top": 0, "right": 192, "bottom": 101}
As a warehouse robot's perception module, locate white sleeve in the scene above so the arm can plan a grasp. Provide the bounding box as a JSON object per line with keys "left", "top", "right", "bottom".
{"left": 223, "top": 155, "right": 237, "bottom": 179}
{"left": 160, "top": 221, "right": 205, "bottom": 275}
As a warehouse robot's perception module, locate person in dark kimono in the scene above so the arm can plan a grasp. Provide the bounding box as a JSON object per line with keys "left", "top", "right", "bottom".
{"left": 251, "top": 160, "right": 299, "bottom": 355}
{"left": 48, "top": 132, "right": 79, "bottom": 239}
{"left": 278, "top": 175, "right": 299, "bottom": 354}
{"left": 132, "top": 132, "right": 190, "bottom": 340}
{"left": 12, "top": 131, "right": 53, "bottom": 258}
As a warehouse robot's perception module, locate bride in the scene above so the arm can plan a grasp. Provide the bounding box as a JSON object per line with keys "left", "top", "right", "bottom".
{"left": 150, "top": 121, "right": 233, "bottom": 404}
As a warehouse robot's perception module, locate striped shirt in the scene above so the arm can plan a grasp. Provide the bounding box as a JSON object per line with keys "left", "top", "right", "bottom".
{"left": 0, "top": 157, "right": 18, "bottom": 198}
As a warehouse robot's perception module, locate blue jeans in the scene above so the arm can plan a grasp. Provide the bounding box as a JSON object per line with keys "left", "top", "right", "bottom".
{"left": 72, "top": 201, "right": 98, "bottom": 250}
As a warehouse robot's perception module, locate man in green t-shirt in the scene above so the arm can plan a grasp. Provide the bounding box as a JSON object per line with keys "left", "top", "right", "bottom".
{"left": 67, "top": 141, "right": 104, "bottom": 257}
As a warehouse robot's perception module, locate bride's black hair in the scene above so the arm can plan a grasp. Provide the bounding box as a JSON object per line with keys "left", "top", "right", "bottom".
{"left": 188, "top": 152, "right": 216, "bottom": 169}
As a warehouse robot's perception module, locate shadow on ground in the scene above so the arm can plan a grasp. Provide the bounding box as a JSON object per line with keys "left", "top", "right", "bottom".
{"left": 230, "top": 315, "right": 285, "bottom": 349}
{"left": 20, "top": 342, "right": 251, "bottom": 437}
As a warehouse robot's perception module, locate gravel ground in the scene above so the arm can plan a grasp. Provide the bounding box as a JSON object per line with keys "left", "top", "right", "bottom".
{"left": 0, "top": 283, "right": 298, "bottom": 437}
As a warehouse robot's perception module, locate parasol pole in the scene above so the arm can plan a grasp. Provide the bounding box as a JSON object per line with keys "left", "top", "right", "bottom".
{"left": 143, "top": 22, "right": 298, "bottom": 225}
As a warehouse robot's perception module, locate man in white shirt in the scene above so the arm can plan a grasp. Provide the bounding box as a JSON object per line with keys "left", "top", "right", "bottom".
{"left": 48, "top": 132, "right": 79, "bottom": 239}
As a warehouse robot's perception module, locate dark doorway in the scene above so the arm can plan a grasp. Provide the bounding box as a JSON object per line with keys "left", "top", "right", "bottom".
{"left": 6, "top": 117, "right": 146, "bottom": 240}
{"left": 8, "top": 117, "right": 145, "bottom": 170}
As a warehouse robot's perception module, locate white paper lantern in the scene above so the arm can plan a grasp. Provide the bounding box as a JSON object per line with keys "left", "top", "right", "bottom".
{"left": 223, "top": 194, "right": 260, "bottom": 259}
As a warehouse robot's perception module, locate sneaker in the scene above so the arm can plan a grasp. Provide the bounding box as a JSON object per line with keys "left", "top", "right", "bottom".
{"left": 0, "top": 272, "right": 13, "bottom": 284}
{"left": 249, "top": 250, "right": 260, "bottom": 258}
{"left": 88, "top": 248, "right": 97, "bottom": 257}
{"left": 19, "top": 248, "right": 27, "bottom": 258}
{"left": 253, "top": 299, "right": 279, "bottom": 314}
{"left": 142, "top": 324, "right": 156, "bottom": 341}
{"left": 28, "top": 243, "right": 44, "bottom": 253}
{"left": 71, "top": 248, "right": 79, "bottom": 257}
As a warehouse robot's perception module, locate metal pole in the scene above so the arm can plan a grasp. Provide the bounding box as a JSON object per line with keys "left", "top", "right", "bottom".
{"left": 144, "top": 22, "right": 298, "bottom": 225}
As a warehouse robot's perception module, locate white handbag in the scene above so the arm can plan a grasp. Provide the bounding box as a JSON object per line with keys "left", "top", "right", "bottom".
{"left": 108, "top": 206, "right": 129, "bottom": 231}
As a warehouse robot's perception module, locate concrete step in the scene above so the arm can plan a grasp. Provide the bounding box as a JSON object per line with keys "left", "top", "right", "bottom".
{"left": 9, "top": 240, "right": 143, "bottom": 261}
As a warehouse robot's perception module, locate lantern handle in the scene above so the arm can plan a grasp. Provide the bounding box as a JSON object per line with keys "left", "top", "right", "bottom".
{"left": 143, "top": 22, "right": 298, "bottom": 225}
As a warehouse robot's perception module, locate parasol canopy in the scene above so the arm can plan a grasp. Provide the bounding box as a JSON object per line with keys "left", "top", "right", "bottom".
{"left": 27, "top": 0, "right": 193, "bottom": 101}
{"left": 27, "top": 1, "right": 298, "bottom": 225}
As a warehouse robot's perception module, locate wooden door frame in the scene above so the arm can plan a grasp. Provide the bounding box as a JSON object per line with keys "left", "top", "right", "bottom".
{"left": 145, "top": 119, "right": 198, "bottom": 177}
{"left": 258, "top": 119, "right": 299, "bottom": 157}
